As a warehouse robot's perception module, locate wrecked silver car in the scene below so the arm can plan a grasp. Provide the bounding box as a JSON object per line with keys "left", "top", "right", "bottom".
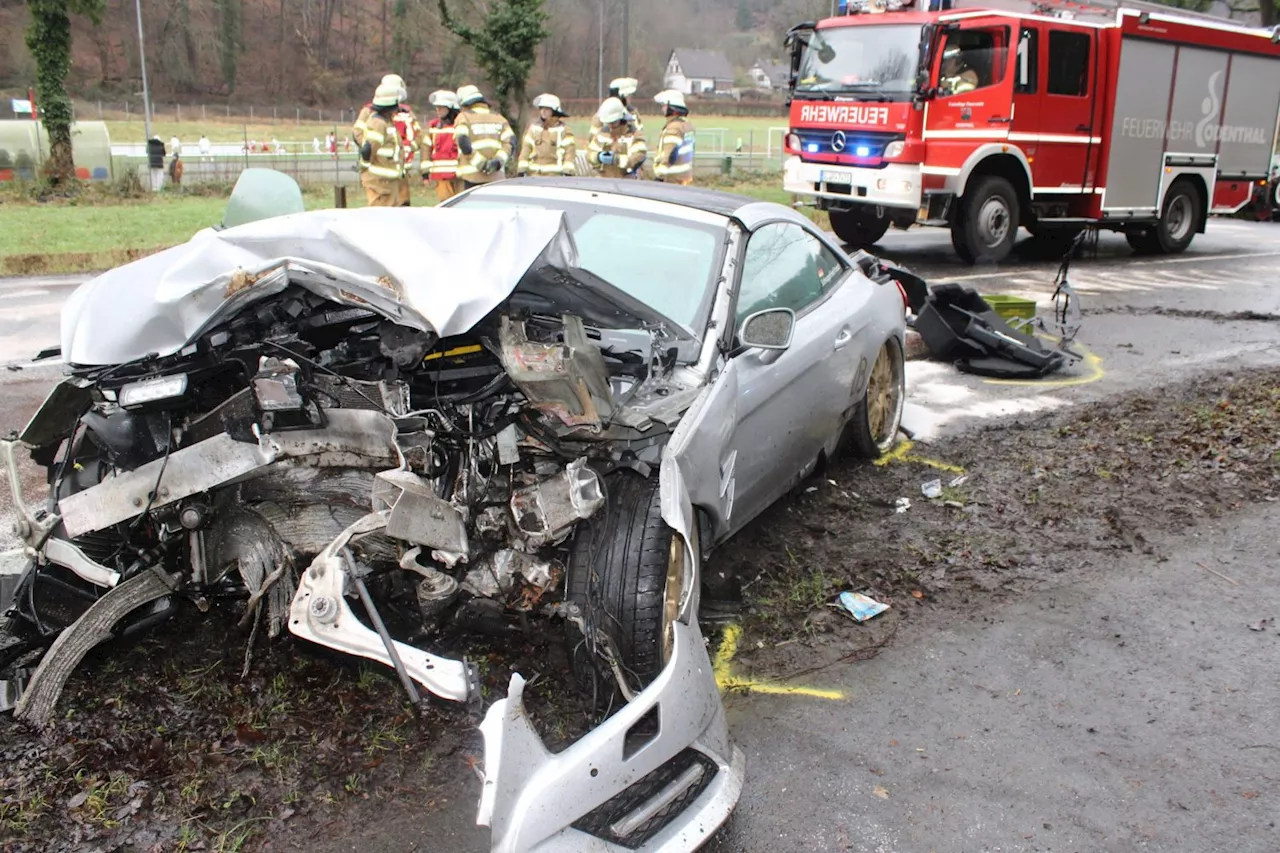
{"left": 2, "top": 178, "right": 908, "bottom": 851}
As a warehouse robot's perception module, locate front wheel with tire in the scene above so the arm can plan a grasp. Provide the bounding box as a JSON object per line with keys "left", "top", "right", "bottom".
{"left": 1129, "top": 179, "right": 1200, "bottom": 254}
{"left": 566, "top": 473, "right": 687, "bottom": 698}
{"left": 951, "top": 175, "right": 1020, "bottom": 264}
{"left": 840, "top": 337, "right": 906, "bottom": 459}
{"left": 829, "top": 206, "right": 891, "bottom": 248}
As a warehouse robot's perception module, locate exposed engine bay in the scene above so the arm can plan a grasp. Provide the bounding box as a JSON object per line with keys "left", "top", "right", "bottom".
{"left": 1, "top": 206, "right": 748, "bottom": 852}
{"left": 6, "top": 281, "right": 700, "bottom": 711}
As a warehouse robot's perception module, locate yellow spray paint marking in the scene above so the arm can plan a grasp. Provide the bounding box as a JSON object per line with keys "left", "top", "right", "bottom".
{"left": 982, "top": 339, "right": 1105, "bottom": 388}
{"left": 712, "top": 623, "right": 846, "bottom": 701}
{"left": 873, "top": 440, "right": 965, "bottom": 475}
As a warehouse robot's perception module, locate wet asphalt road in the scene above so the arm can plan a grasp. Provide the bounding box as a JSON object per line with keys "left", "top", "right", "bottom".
{"left": 2, "top": 221, "right": 1280, "bottom": 851}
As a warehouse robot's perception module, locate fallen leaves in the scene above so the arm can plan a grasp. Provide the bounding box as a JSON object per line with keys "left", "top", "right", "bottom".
{"left": 872, "top": 785, "right": 890, "bottom": 800}
{"left": 1246, "top": 618, "right": 1273, "bottom": 632}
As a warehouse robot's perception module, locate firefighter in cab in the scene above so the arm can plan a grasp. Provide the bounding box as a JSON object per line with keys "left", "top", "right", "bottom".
{"left": 653, "top": 90, "right": 695, "bottom": 185}
{"left": 357, "top": 81, "right": 408, "bottom": 207}
{"left": 588, "top": 97, "right": 647, "bottom": 179}
{"left": 939, "top": 44, "right": 979, "bottom": 95}
{"left": 589, "top": 77, "right": 641, "bottom": 156}
{"left": 454, "top": 84, "right": 516, "bottom": 188}
{"left": 424, "top": 89, "right": 462, "bottom": 201}
{"left": 517, "top": 94, "right": 577, "bottom": 177}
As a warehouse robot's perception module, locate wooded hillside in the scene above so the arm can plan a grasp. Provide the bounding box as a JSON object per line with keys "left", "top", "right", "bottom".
{"left": 0, "top": 0, "right": 830, "bottom": 105}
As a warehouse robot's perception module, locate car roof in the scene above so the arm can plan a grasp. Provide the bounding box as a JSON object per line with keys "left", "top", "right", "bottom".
{"left": 464, "top": 177, "right": 813, "bottom": 232}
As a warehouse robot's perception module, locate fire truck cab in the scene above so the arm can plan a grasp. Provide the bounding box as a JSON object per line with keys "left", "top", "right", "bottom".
{"left": 783, "top": 0, "right": 1280, "bottom": 263}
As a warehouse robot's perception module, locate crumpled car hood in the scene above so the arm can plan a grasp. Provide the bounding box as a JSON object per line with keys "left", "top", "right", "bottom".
{"left": 60, "top": 207, "right": 676, "bottom": 367}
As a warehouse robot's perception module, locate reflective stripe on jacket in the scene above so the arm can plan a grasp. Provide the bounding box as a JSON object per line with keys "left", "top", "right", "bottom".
{"left": 426, "top": 119, "right": 459, "bottom": 180}
{"left": 454, "top": 105, "right": 516, "bottom": 184}
{"left": 362, "top": 113, "right": 404, "bottom": 180}
{"left": 517, "top": 122, "right": 576, "bottom": 176}
{"left": 588, "top": 125, "right": 647, "bottom": 178}
{"left": 394, "top": 108, "right": 422, "bottom": 165}
{"left": 653, "top": 116, "right": 696, "bottom": 183}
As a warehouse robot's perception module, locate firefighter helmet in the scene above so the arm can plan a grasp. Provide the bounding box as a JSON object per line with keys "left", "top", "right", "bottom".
{"left": 597, "top": 97, "right": 631, "bottom": 126}
{"left": 373, "top": 81, "right": 401, "bottom": 107}
{"left": 654, "top": 89, "right": 688, "bottom": 111}
{"left": 532, "top": 93, "right": 567, "bottom": 116}
{"left": 429, "top": 89, "right": 459, "bottom": 109}
{"left": 456, "top": 84, "right": 486, "bottom": 107}
{"left": 381, "top": 73, "right": 407, "bottom": 102}
{"left": 608, "top": 77, "right": 639, "bottom": 98}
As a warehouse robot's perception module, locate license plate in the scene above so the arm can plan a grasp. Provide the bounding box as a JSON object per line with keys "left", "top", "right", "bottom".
{"left": 821, "top": 169, "right": 852, "bottom": 186}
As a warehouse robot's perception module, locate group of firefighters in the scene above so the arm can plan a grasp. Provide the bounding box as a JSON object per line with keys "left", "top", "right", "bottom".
{"left": 352, "top": 74, "right": 697, "bottom": 207}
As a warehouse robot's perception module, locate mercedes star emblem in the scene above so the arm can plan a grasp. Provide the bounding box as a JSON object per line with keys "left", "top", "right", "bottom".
{"left": 831, "top": 131, "right": 847, "bottom": 152}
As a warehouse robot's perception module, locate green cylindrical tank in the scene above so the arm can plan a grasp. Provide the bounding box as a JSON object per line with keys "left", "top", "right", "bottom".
{"left": 0, "top": 120, "right": 113, "bottom": 182}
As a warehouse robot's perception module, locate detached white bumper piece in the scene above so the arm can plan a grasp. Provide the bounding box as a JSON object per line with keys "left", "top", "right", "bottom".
{"left": 477, "top": 619, "right": 745, "bottom": 852}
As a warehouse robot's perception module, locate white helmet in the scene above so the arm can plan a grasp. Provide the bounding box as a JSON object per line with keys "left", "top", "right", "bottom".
{"left": 456, "top": 84, "right": 485, "bottom": 107}
{"left": 597, "top": 97, "right": 631, "bottom": 125}
{"left": 381, "top": 73, "right": 407, "bottom": 102}
{"left": 532, "top": 93, "right": 566, "bottom": 116}
{"left": 429, "top": 89, "right": 459, "bottom": 109}
{"left": 373, "top": 81, "right": 401, "bottom": 107}
{"left": 655, "top": 89, "right": 687, "bottom": 111}
{"left": 608, "top": 77, "right": 639, "bottom": 98}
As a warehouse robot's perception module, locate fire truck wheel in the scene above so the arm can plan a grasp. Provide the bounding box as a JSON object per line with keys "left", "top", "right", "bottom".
{"left": 951, "top": 176, "right": 1019, "bottom": 264}
{"left": 828, "top": 207, "right": 891, "bottom": 248}
{"left": 1148, "top": 179, "right": 1201, "bottom": 254}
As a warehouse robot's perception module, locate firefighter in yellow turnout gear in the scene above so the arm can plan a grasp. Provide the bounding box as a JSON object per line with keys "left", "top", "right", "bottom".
{"left": 358, "top": 81, "right": 408, "bottom": 207}
{"left": 454, "top": 84, "right": 516, "bottom": 188}
{"left": 588, "top": 78, "right": 642, "bottom": 171}
{"left": 653, "top": 90, "right": 696, "bottom": 185}
{"left": 588, "top": 97, "right": 646, "bottom": 179}
{"left": 588, "top": 77, "right": 642, "bottom": 152}
{"left": 517, "top": 94, "right": 577, "bottom": 177}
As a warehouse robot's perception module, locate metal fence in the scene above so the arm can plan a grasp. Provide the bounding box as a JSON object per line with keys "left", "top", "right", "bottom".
{"left": 0, "top": 100, "right": 363, "bottom": 127}
{"left": 115, "top": 148, "right": 781, "bottom": 190}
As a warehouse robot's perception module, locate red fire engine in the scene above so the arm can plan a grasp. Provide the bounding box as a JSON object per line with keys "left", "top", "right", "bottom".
{"left": 782, "top": 0, "right": 1280, "bottom": 263}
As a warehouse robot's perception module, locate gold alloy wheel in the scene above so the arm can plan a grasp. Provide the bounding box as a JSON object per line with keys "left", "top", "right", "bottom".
{"left": 866, "top": 342, "right": 902, "bottom": 447}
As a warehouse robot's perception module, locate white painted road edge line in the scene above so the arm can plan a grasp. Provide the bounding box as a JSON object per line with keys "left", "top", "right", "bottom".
{"left": 932, "top": 251, "right": 1280, "bottom": 284}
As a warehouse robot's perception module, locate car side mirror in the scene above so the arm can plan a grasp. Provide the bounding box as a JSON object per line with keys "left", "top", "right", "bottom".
{"left": 737, "top": 308, "right": 795, "bottom": 352}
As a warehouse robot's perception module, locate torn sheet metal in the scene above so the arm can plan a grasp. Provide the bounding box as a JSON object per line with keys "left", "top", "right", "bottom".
{"left": 57, "top": 409, "right": 400, "bottom": 538}
{"left": 373, "top": 469, "right": 470, "bottom": 554}
{"left": 509, "top": 458, "right": 605, "bottom": 547}
{"left": 498, "top": 315, "right": 614, "bottom": 429}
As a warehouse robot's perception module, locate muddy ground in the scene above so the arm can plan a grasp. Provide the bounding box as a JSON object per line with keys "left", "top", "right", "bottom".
{"left": 1, "top": 367, "right": 1277, "bottom": 852}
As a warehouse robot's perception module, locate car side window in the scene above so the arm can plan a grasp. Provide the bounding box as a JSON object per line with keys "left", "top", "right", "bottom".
{"left": 736, "top": 223, "right": 845, "bottom": 327}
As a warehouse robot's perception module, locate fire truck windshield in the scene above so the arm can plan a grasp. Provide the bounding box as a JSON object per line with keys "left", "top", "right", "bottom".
{"left": 794, "top": 24, "right": 922, "bottom": 100}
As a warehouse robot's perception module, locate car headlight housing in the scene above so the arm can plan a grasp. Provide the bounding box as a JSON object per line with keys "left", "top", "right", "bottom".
{"left": 118, "top": 374, "right": 188, "bottom": 407}
{"left": 883, "top": 140, "right": 905, "bottom": 158}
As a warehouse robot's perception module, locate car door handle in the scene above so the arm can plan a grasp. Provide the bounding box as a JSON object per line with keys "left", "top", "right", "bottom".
{"left": 1076, "top": 124, "right": 1092, "bottom": 133}
{"left": 987, "top": 116, "right": 1012, "bottom": 124}
{"left": 833, "top": 329, "right": 852, "bottom": 350}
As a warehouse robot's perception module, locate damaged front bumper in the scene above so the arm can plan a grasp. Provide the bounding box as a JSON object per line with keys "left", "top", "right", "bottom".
{"left": 478, "top": 618, "right": 745, "bottom": 852}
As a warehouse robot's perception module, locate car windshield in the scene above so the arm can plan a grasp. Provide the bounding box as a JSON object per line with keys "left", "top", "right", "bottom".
{"left": 796, "top": 24, "right": 923, "bottom": 99}
{"left": 447, "top": 193, "right": 724, "bottom": 337}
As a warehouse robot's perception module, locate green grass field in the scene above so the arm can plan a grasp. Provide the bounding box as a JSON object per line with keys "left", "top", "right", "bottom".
{"left": 0, "top": 174, "right": 812, "bottom": 275}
